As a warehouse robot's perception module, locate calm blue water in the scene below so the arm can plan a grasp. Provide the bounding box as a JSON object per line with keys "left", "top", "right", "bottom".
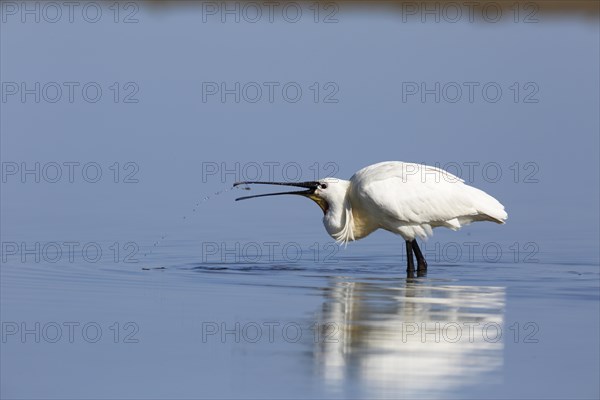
{"left": 1, "top": 3, "right": 599, "bottom": 399}
{"left": 2, "top": 232, "right": 598, "bottom": 399}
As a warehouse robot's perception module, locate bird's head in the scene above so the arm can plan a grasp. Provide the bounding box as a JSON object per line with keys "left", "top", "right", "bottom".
{"left": 233, "top": 177, "right": 349, "bottom": 215}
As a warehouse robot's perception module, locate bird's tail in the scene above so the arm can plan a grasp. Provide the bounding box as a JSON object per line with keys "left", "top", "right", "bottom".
{"left": 466, "top": 186, "right": 508, "bottom": 224}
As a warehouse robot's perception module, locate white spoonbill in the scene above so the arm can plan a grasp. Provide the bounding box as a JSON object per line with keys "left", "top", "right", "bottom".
{"left": 234, "top": 161, "right": 507, "bottom": 273}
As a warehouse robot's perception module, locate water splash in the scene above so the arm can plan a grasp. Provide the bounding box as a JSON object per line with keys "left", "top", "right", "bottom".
{"left": 140, "top": 185, "right": 247, "bottom": 262}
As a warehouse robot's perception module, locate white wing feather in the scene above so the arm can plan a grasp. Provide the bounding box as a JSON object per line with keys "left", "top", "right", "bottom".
{"left": 349, "top": 161, "right": 507, "bottom": 240}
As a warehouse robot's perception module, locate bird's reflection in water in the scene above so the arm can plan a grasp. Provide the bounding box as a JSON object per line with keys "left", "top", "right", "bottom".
{"left": 313, "top": 277, "right": 505, "bottom": 397}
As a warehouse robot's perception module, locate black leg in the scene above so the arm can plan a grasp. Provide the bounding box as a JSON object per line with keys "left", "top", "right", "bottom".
{"left": 405, "top": 240, "right": 415, "bottom": 273}
{"left": 411, "top": 240, "right": 428, "bottom": 271}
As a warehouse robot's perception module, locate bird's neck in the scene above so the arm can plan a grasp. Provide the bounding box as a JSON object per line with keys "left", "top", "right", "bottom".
{"left": 323, "top": 187, "right": 378, "bottom": 244}
{"left": 323, "top": 193, "right": 355, "bottom": 244}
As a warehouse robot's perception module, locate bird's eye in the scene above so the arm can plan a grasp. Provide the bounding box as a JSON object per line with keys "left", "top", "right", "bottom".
{"left": 320, "top": 183, "right": 328, "bottom": 189}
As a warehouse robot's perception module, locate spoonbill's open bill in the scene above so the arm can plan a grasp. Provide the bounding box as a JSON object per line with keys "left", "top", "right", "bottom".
{"left": 234, "top": 161, "right": 507, "bottom": 274}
